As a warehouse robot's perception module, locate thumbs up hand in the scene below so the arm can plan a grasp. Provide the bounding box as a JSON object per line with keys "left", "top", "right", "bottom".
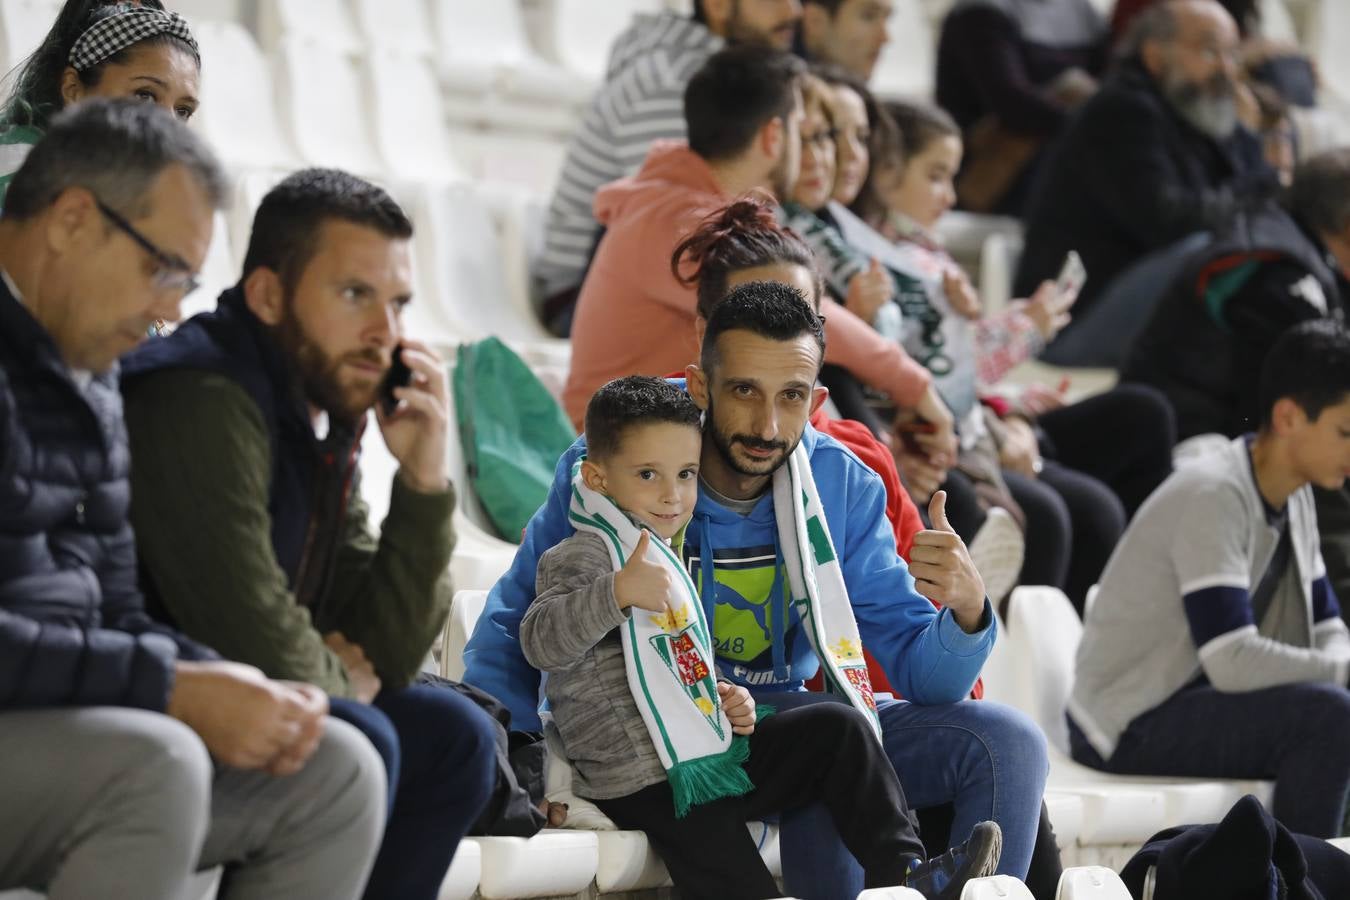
{"left": 614, "top": 530, "right": 676, "bottom": 614}
{"left": 844, "top": 258, "right": 893, "bottom": 323}
{"left": 909, "top": 491, "right": 989, "bottom": 633}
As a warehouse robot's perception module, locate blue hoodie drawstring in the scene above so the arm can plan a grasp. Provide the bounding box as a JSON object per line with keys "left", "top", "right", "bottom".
{"left": 697, "top": 514, "right": 718, "bottom": 630}
{"left": 771, "top": 545, "right": 789, "bottom": 682}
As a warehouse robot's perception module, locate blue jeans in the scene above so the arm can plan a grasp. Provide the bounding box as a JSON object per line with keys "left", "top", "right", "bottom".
{"left": 331, "top": 684, "right": 498, "bottom": 900}
{"left": 765, "top": 694, "right": 1048, "bottom": 900}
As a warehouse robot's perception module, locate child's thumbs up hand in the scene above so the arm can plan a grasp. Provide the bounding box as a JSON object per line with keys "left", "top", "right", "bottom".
{"left": 910, "top": 491, "right": 988, "bottom": 633}
{"left": 614, "top": 530, "right": 676, "bottom": 613}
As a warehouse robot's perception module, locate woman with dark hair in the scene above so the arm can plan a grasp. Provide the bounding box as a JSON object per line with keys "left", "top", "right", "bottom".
{"left": 0, "top": 0, "right": 200, "bottom": 202}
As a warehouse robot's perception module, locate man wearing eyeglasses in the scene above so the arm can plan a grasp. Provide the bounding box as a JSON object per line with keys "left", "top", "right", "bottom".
{"left": 0, "top": 100, "right": 387, "bottom": 899}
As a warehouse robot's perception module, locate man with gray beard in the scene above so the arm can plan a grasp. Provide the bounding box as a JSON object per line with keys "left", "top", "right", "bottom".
{"left": 1014, "top": 0, "right": 1279, "bottom": 367}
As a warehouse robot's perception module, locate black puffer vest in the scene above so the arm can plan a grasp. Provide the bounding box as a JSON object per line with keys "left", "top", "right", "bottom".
{"left": 120, "top": 288, "right": 363, "bottom": 619}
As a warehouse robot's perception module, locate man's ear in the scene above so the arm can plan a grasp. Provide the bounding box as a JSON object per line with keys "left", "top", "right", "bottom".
{"left": 44, "top": 186, "right": 98, "bottom": 257}
{"left": 581, "top": 459, "right": 608, "bottom": 493}
{"left": 760, "top": 116, "right": 785, "bottom": 169}
{"left": 809, "top": 384, "right": 829, "bottom": 417}
{"left": 243, "top": 266, "right": 286, "bottom": 326}
{"left": 686, "top": 363, "right": 710, "bottom": 411}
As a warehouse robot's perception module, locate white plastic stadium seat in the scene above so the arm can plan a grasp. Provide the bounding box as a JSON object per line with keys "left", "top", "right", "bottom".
{"left": 412, "top": 182, "right": 562, "bottom": 347}
{"left": 1311, "top": 0, "right": 1350, "bottom": 112}
{"left": 1056, "top": 866, "right": 1131, "bottom": 899}
{"left": 0, "top": 0, "right": 61, "bottom": 73}
{"left": 538, "top": 0, "right": 664, "bottom": 86}
{"left": 364, "top": 51, "right": 463, "bottom": 184}
{"left": 997, "top": 586, "right": 1274, "bottom": 847}
{"left": 469, "top": 830, "right": 599, "bottom": 899}
{"left": 177, "top": 211, "right": 234, "bottom": 324}
{"left": 275, "top": 37, "right": 383, "bottom": 178}
{"left": 432, "top": 0, "right": 588, "bottom": 106}
{"left": 440, "top": 589, "right": 488, "bottom": 682}
{"left": 857, "top": 888, "right": 926, "bottom": 899}
{"left": 962, "top": 875, "right": 1036, "bottom": 899}
{"left": 437, "top": 838, "right": 480, "bottom": 900}
{"left": 353, "top": 0, "right": 435, "bottom": 57}
{"left": 190, "top": 21, "right": 300, "bottom": 172}
{"left": 871, "top": 0, "right": 936, "bottom": 101}
{"left": 254, "top": 0, "right": 360, "bottom": 53}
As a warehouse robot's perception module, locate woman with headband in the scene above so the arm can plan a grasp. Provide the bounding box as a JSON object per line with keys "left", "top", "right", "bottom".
{"left": 0, "top": 0, "right": 200, "bottom": 203}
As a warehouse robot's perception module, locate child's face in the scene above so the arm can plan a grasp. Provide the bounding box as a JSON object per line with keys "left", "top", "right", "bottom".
{"left": 586, "top": 422, "right": 702, "bottom": 540}
{"left": 886, "top": 134, "right": 962, "bottom": 231}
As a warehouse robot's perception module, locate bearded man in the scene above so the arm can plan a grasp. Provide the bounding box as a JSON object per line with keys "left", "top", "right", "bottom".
{"left": 1014, "top": 0, "right": 1281, "bottom": 367}
{"left": 120, "top": 168, "right": 498, "bottom": 900}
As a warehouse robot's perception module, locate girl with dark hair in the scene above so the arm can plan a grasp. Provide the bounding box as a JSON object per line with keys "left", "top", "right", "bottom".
{"left": 0, "top": 0, "right": 200, "bottom": 202}
{"left": 873, "top": 98, "right": 1177, "bottom": 622}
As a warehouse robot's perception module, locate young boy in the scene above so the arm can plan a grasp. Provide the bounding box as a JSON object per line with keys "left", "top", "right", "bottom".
{"left": 521, "top": 375, "right": 1001, "bottom": 900}
{"left": 1070, "top": 319, "right": 1350, "bottom": 839}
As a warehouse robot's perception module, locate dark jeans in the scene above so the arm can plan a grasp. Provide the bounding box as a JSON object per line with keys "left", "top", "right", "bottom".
{"left": 331, "top": 684, "right": 498, "bottom": 900}
{"left": 1037, "top": 383, "right": 1176, "bottom": 520}
{"left": 1005, "top": 462, "right": 1124, "bottom": 615}
{"left": 1069, "top": 682, "right": 1350, "bottom": 838}
{"left": 593, "top": 703, "right": 924, "bottom": 900}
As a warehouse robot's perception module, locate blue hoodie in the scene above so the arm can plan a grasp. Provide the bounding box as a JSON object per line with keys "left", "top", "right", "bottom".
{"left": 463, "top": 421, "right": 995, "bottom": 731}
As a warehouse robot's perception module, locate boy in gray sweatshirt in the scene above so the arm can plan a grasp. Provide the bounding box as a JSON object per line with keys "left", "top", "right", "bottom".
{"left": 521, "top": 375, "right": 1002, "bottom": 900}
{"left": 1070, "top": 319, "right": 1350, "bottom": 838}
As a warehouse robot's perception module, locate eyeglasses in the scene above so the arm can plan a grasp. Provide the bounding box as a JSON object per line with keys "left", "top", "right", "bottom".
{"left": 95, "top": 198, "right": 201, "bottom": 297}
{"left": 802, "top": 127, "right": 838, "bottom": 151}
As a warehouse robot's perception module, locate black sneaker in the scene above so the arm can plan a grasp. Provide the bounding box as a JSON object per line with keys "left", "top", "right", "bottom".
{"left": 905, "top": 820, "right": 1003, "bottom": 900}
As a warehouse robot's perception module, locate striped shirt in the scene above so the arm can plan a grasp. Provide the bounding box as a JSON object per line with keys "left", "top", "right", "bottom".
{"left": 534, "top": 11, "right": 723, "bottom": 299}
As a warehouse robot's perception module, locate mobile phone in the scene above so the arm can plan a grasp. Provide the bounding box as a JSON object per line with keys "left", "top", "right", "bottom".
{"left": 1054, "top": 250, "right": 1087, "bottom": 302}
{"left": 380, "top": 346, "right": 412, "bottom": 415}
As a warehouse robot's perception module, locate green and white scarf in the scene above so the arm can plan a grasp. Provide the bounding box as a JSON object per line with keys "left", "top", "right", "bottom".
{"left": 774, "top": 442, "right": 882, "bottom": 738}
{"left": 569, "top": 460, "right": 752, "bottom": 817}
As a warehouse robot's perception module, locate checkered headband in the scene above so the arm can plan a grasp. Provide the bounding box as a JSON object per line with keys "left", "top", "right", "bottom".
{"left": 68, "top": 8, "right": 199, "bottom": 72}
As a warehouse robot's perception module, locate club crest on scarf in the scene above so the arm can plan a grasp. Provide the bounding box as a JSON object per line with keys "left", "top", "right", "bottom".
{"left": 650, "top": 604, "right": 725, "bottom": 738}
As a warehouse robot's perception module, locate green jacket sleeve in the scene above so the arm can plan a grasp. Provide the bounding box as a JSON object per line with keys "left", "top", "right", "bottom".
{"left": 325, "top": 462, "right": 456, "bottom": 690}
{"left": 125, "top": 370, "right": 354, "bottom": 695}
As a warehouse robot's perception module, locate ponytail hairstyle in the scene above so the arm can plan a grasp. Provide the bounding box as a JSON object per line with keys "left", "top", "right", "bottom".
{"left": 1, "top": 0, "right": 199, "bottom": 130}
{"left": 671, "top": 195, "right": 822, "bottom": 320}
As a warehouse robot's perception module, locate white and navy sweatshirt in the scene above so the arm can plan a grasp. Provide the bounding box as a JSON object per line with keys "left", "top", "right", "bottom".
{"left": 1069, "top": 436, "right": 1350, "bottom": 760}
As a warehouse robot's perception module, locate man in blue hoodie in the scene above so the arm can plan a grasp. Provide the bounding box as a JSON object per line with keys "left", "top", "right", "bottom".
{"left": 464, "top": 283, "right": 1048, "bottom": 894}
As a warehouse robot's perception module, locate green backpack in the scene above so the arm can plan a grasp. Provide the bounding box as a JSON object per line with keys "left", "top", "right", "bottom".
{"left": 454, "top": 337, "right": 577, "bottom": 543}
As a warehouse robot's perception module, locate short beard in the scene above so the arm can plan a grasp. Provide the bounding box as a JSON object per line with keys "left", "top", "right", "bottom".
{"left": 1163, "top": 68, "right": 1238, "bottom": 140}
{"left": 704, "top": 393, "right": 797, "bottom": 478}
{"left": 274, "top": 301, "right": 383, "bottom": 428}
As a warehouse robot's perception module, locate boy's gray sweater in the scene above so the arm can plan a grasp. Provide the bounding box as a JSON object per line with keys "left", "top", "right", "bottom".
{"left": 521, "top": 531, "right": 667, "bottom": 800}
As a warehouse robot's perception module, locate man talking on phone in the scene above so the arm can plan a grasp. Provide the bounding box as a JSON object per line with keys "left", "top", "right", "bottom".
{"left": 119, "top": 169, "right": 498, "bottom": 900}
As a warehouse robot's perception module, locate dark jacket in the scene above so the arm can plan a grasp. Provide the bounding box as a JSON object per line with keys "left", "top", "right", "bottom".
{"left": 1120, "top": 794, "right": 1345, "bottom": 900}
{"left": 0, "top": 276, "right": 214, "bottom": 712}
{"left": 1015, "top": 60, "right": 1278, "bottom": 309}
{"left": 120, "top": 288, "right": 454, "bottom": 696}
{"left": 1122, "top": 207, "right": 1345, "bottom": 440}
